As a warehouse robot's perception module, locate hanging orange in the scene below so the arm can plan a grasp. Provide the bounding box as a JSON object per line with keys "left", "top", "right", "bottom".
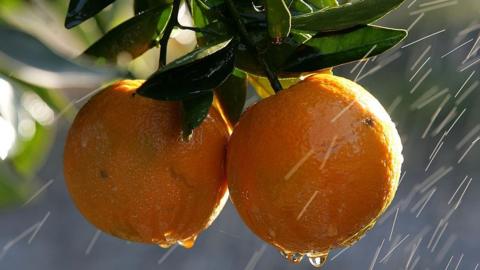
{"left": 226, "top": 73, "right": 403, "bottom": 265}
{"left": 64, "top": 80, "right": 229, "bottom": 248}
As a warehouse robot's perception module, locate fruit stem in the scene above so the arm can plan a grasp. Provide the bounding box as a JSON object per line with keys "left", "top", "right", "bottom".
{"left": 159, "top": 0, "right": 181, "bottom": 68}
{"left": 224, "top": 0, "right": 283, "bottom": 92}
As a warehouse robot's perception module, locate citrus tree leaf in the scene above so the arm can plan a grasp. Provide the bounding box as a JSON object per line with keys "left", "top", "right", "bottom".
{"left": 306, "top": 0, "right": 338, "bottom": 9}
{"left": 265, "top": 0, "right": 291, "bottom": 41}
{"left": 65, "top": 0, "right": 116, "bottom": 29}
{"left": 182, "top": 92, "right": 213, "bottom": 137}
{"left": 134, "top": 0, "right": 173, "bottom": 15}
{"left": 290, "top": 0, "right": 338, "bottom": 16}
{"left": 189, "top": 0, "right": 229, "bottom": 33}
{"left": 83, "top": 4, "right": 173, "bottom": 62}
{"left": 190, "top": 0, "right": 210, "bottom": 28}
{"left": 196, "top": 0, "right": 225, "bottom": 8}
{"left": 191, "top": 20, "right": 234, "bottom": 50}
{"left": 291, "top": 0, "right": 315, "bottom": 13}
{"left": 137, "top": 38, "right": 235, "bottom": 100}
{"left": 292, "top": 0, "right": 405, "bottom": 32}
{"left": 236, "top": 25, "right": 406, "bottom": 75}
{"left": 214, "top": 69, "right": 247, "bottom": 125}
{"left": 283, "top": 25, "right": 407, "bottom": 72}
{"left": 235, "top": 45, "right": 262, "bottom": 75}
{"left": 234, "top": 29, "right": 300, "bottom": 76}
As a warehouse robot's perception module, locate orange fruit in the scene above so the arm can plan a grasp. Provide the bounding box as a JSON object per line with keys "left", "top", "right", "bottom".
{"left": 64, "top": 80, "right": 229, "bottom": 248}
{"left": 227, "top": 74, "right": 403, "bottom": 265}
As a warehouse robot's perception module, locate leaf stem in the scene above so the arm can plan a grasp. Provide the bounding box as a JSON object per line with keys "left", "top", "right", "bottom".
{"left": 224, "top": 0, "right": 283, "bottom": 92}
{"left": 159, "top": 0, "right": 181, "bottom": 67}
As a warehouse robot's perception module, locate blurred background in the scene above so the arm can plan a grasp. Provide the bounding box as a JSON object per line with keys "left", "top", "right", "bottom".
{"left": 1, "top": 0, "right": 479, "bottom": 269}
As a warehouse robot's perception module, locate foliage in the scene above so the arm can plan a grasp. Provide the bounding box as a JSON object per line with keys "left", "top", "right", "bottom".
{"left": 61, "top": 0, "right": 407, "bottom": 134}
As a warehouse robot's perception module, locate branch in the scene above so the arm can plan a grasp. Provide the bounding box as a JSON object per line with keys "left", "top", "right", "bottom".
{"left": 159, "top": 0, "right": 181, "bottom": 67}
{"left": 224, "top": 0, "right": 283, "bottom": 92}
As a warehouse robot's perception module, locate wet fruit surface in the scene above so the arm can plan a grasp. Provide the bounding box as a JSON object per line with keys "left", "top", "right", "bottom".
{"left": 227, "top": 74, "right": 403, "bottom": 261}
{"left": 63, "top": 80, "right": 229, "bottom": 247}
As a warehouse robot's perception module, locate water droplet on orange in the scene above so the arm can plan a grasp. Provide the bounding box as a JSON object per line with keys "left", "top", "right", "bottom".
{"left": 307, "top": 251, "right": 329, "bottom": 268}
{"left": 178, "top": 235, "right": 197, "bottom": 248}
{"left": 280, "top": 250, "right": 304, "bottom": 263}
{"left": 158, "top": 243, "right": 173, "bottom": 248}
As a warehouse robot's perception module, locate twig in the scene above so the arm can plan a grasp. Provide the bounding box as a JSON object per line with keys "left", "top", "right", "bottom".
{"left": 225, "top": 0, "right": 282, "bottom": 92}
{"left": 159, "top": 0, "right": 181, "bottom": 67}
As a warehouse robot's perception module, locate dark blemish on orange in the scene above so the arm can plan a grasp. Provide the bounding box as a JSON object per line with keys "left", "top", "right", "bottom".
{"left": 99, "top": 170, "right": 109, "bottom": 179}
{"left": 363, "top": 118, "right": 375, "bottom": 127}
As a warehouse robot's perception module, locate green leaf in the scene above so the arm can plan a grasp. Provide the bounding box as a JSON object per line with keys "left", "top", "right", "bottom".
{"left": 134, "top": 0, "right": 173, "bottom": 15}
{"left": 291, "top": 0, "right": 338, "bottom": 13}
{"left": 234, "top": 46, "right": 262, "bottom": 75}
{"left": 137, "top": 38, "right": 235, "bottom": 100}
{"left": 291, "top": 0, "right": 315, "bottom": 13}
{"left": 235, "top": 30, "right": 300, "bottom": 76}
{"left": 265, "top": 0, "right": 291, "bottom": 41}
{"left": 291, "top": 29, "right": 316, "bottom": 44}
{"left": 196, "top": 0, "right": 225, "bottom": 9}
{"left": 236, "top": 25, "right": 406, "bottom": 75}
{"left": 65, "top": 0, "right": 116, "bottom": 29}
{"left": 83, "top": 4, "right": 173, "bottom": 63}
{"left": 283, "top": 25, "right": 407, "bottom": 72}
{"left": 189, "top": 0, "right": 230, "bottom": 37}
{"left": 182, "top": 92, "right": 214, "bottom": 137}
{"left": 306, "top": 0, "right": 339, "bottom": 9}
{"left": 214, "top": 69, "right": 247, "bottom": 125}
{"left": 292, "top": 0, "right": 406, "bottom": 32}
{"left": 190, "top": 0, "right": 210, "bottom": 28}
{"left": 194, "top": 21, "right": 234, "bottom": 46}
